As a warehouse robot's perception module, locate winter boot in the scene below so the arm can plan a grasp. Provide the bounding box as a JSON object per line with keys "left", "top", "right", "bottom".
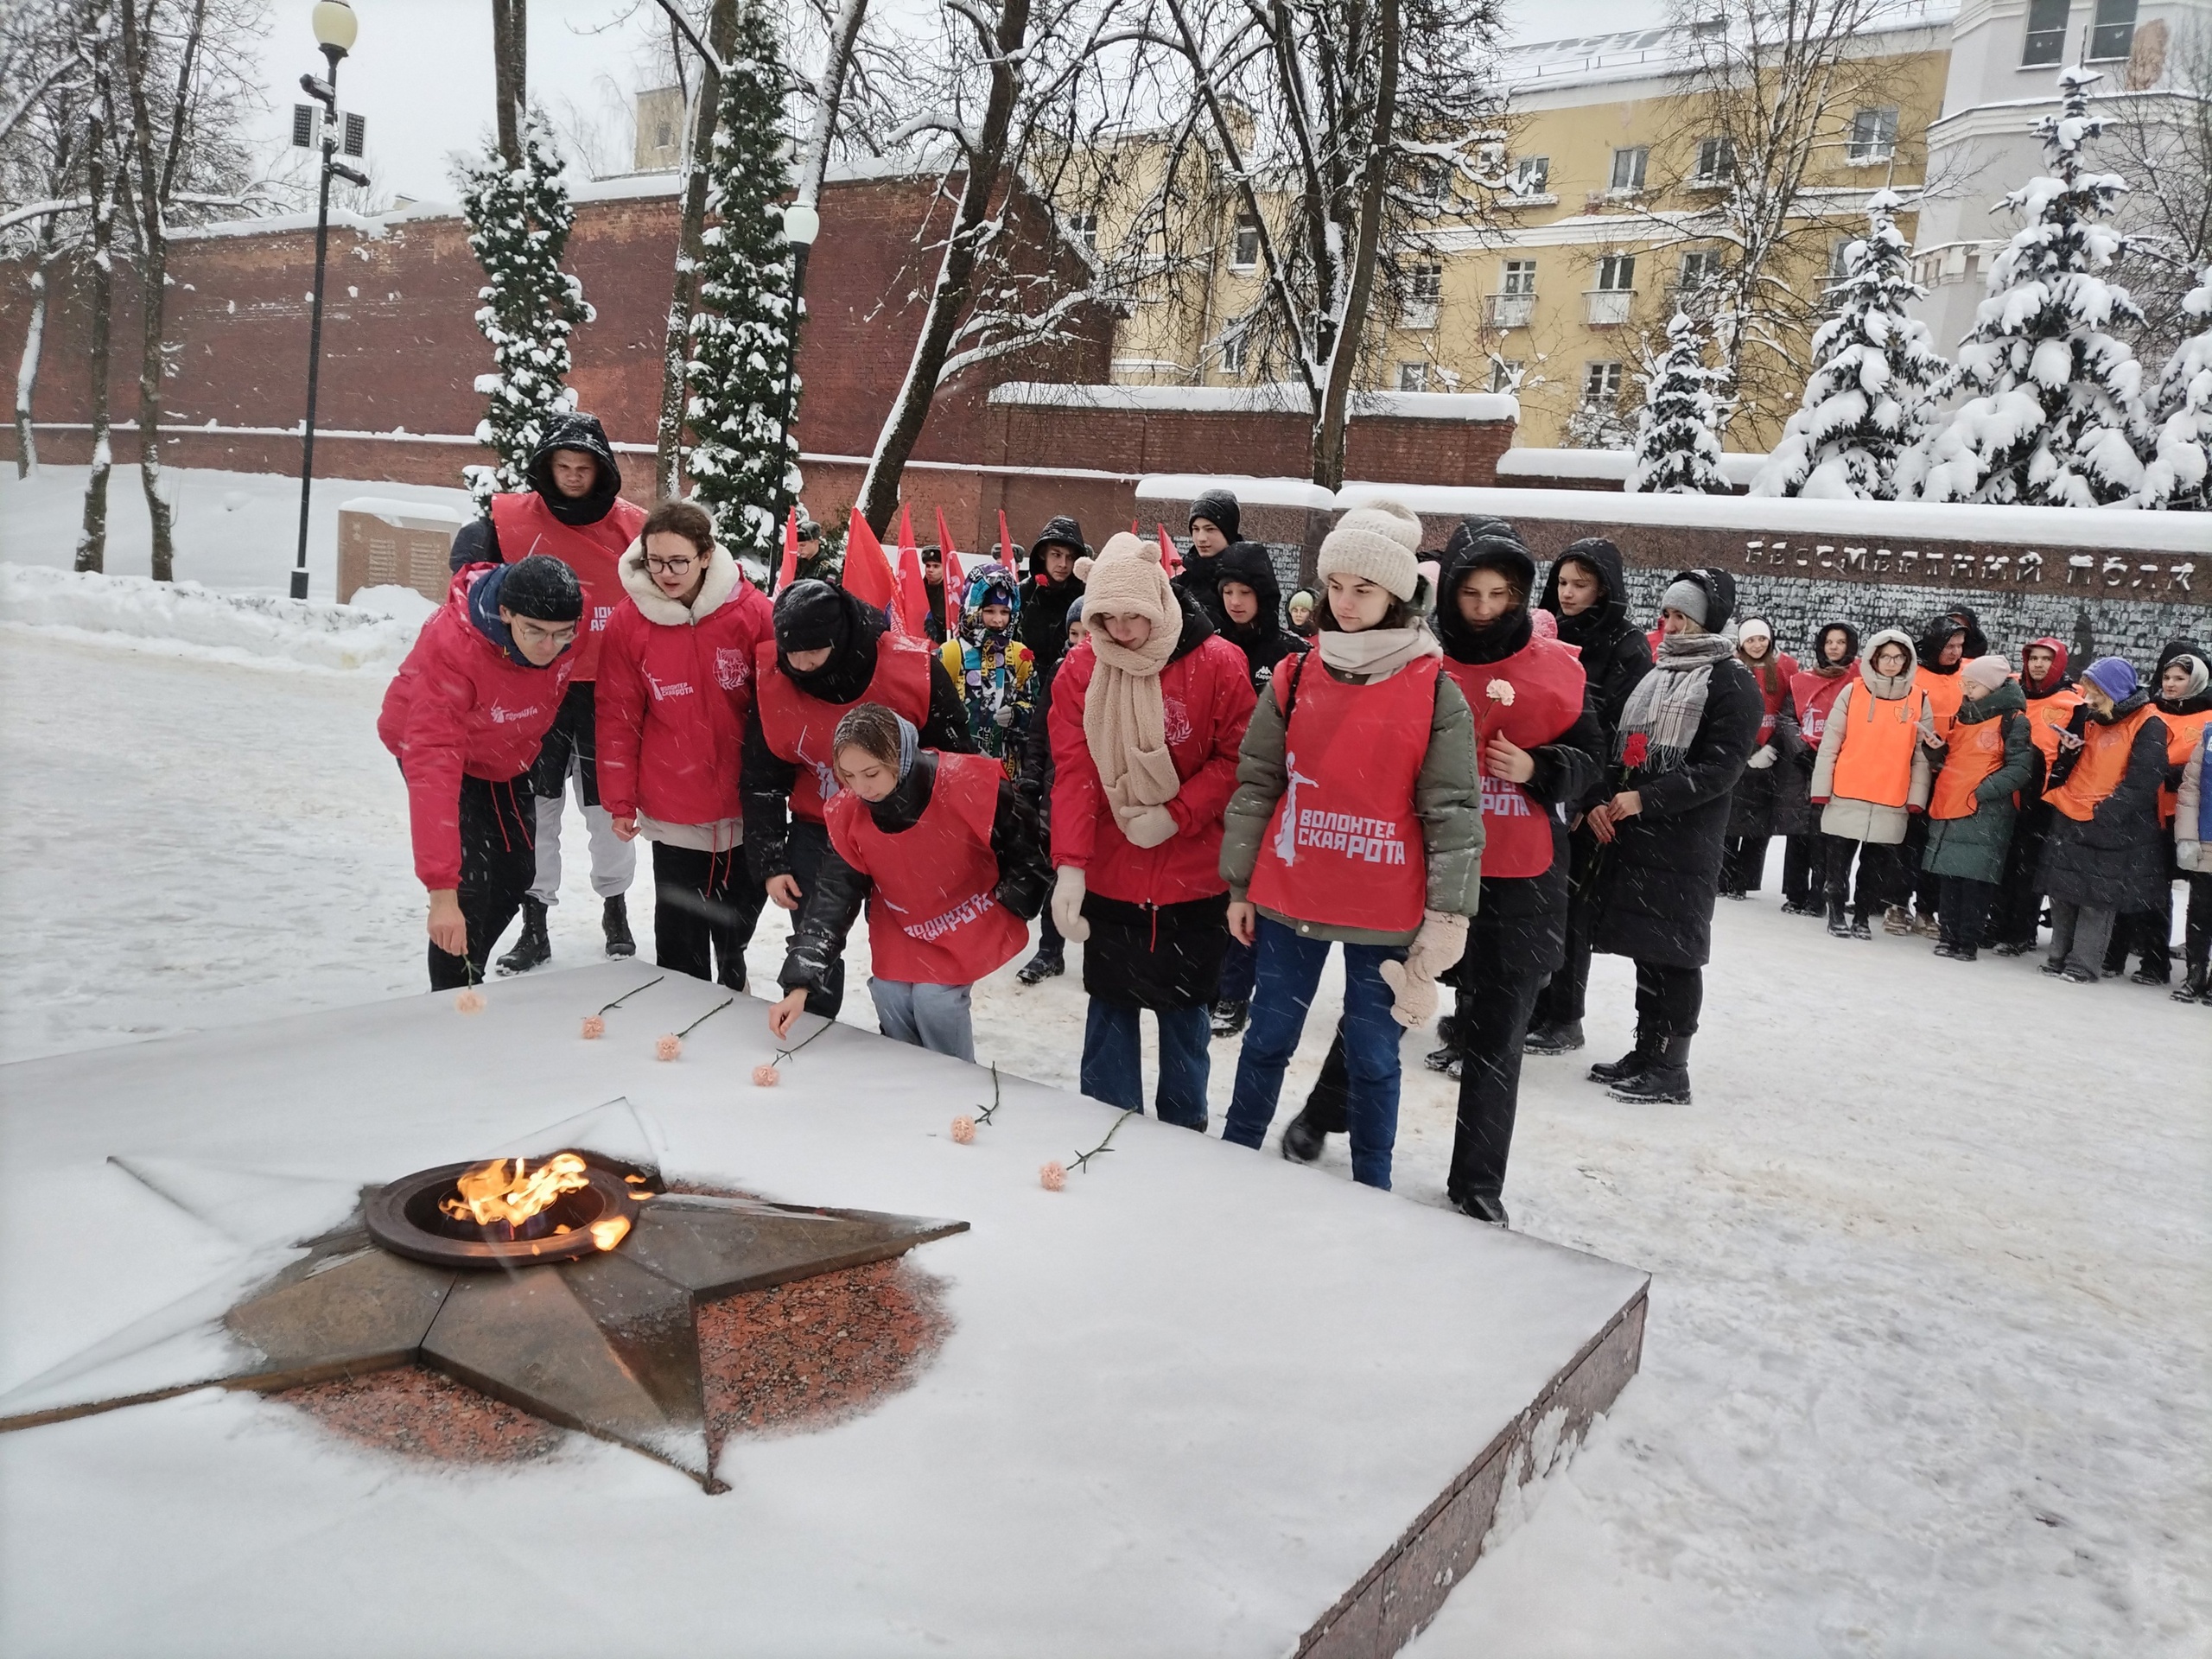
{"left": 1914, "top": 907, "right": 1941, "bottom": 938}
{"left": 1587, "top": 1034, "right": 1659, "bottom": 1086}
{"left": 1422, "top": 1046, "right": 1463, "bottom": 1080}
{"left": 497, "top": 898, "right": 552, "bottom": 976}
{"left": 1607, "top": 1035, "right": 1694, "bottom": 1104}
{"left": 1524, "top": 1020, "right": 1585, "bottom": 1055}
{"left": 2174, "top": 963, "right": 2209, "bottom": 1003}
{"left": 1849, "top": 916, "right": 1873, "bottom": 941}
{"left": 1826, "top": 896, "right": 1851, "bottom": 938}
{"left": 1015, "top": 944, "right": 1065, "bottom": 985}
{"left": 602, "top": 895, "right": 637, "bottom": 960}
{"left": 1882, "top": 905, "right": 1913, "bottom": 936}
{"left": 1453, "top": 1191, "right": 1510, "bottom": 1228}
{"left": 2129, "top": 967, "right": 2170, "bottom": 987}
{"left": 1281, "top": 1111, "right": 1328, "bottom": 1164}
{"left": 1210, "top": 1000, "right": 1249, "bottom": 1039}
{"left": 1991, "top": 937, "right": 2036, "bottom": 957}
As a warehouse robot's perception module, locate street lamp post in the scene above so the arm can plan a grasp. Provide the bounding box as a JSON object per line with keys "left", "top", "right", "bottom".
{"left": 290, "top": 1, "right": 370, "bottom": 601}
{"left": 770, "top": 200, "right": 821, "bottom": 545}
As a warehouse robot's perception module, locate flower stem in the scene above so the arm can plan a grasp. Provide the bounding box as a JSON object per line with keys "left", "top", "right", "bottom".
{"left": 1070, "top": 1109, "right": 1139, "bottom": 1173}
{"left": 772, "top": 1014, "right": 833, "bottom": 1067}
{"left": 595, "top": 975, "right": 666, "bottom": 1016}
{"left": 674, "top": 996, "right": 734, "bottom": 1039}
{"left": 975, "top": 1063, "right": 1002, "bottom": 1127}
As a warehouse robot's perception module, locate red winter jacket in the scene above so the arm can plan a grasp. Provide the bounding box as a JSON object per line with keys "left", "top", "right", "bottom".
{"left": 378, "top": 564, "right": 576, "bottom": 890}
{"left": 595, "top": 541, "right": 775, "bottom": 831}
{"left": 1048, "top": 616, "right": 1256, "bottom": 906}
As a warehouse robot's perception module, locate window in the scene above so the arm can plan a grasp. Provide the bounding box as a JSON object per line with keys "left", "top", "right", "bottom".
{"left": 1069, "top": 209, "right": 1099, "bottom": 253}
{"left": 655, "top": 120, "right": 673, "bottom": 149}
{"left": 1231, "top": 216, "right": 1261, "bottom": 270}
{"left": 1827, "top": 237, "right": 1856, "bottom": 284}
{"left": 2088, "top": 0, "right": 2137, "bottom": 60}
{"left": 1678, "top": 249, "right": 1722, "bottom": 289}
{"left": 1397, "top": 362, "right": 1428, "bottom": 392}
{"left": 1491, "top": 261, "right": 1536, "bottom": 329}
{"left": 1581, "top": 361, "right": 1624, "bottom": 406}
{"left": 1502, "top": 259, "right": 1537, "bottom": 296}
{"left": 1490, "top": 359, "right": 1524, "bottom": 393}
{"left": 1848, "top": 107, "right": 1898, "bottom": 163}
{"left": 2022, "top": 0, "right": 2069, "bottom": 67}
{"left": 1694, "top": 137, "right": 1734, "bottom": 182}
{"left": 1511, "top": 155, "right": 1550, "bottom": 195}
{"left": 1219, "top": 329, "right": 1247, "bottom": 374}
{"left": 1609, "top": 146, "right": 1648, "bottom": 193}
{"left": 1414, "top": 159, "right": 1452, "bottom": 205}
{"left": 1402, "top": 263, "right": 1442, "bottom": 328}
{"left": 1596, "top": 253, "right": 1636, "bottom": 291}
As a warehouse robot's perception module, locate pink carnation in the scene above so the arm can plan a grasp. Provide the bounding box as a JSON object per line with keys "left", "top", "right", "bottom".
{"left": 454, "top": 988, "right": 486, "bottom": 1015}
{"left": 1486, "top": 678, "right": 1516, "bottom": 706}
{"left": 950, "top": 1116, "right": 976, "bottom": 1144}
{"left": 751, "top": 1064, "right": 780, "bottom": 1087}
{"left": 581, "top": 1014, "right": 606, "bottom": 1039}
{"left": 656, "top": 1033, "right": 683, "bottom": 1062}
{"left": 1039, "top": 1160, "right": 1066, "bottom": 1192}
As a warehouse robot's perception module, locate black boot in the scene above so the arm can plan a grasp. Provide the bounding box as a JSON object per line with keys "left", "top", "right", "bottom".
{"left": 1588, "top": 1034, "right": 1658, "bottom": 1085}
{"left": 1210, "top": 999, "right": 1249, "bottom": 1038}
{"left": 1524, "top": 1019, "right": 1585, "bottom": 1055}
{"left": 602, "top": 894, "right": 636, "bottom": 960}
{"left": 1015, "top": 944, "right": 1065, "bottom": 985}
{"left": 1826, "top": 896, "right": 1851, "bottom": 938}
{"left": 1422, "top": 1046, "right": 1463, "bottom": 1079}
{"left": 496, "top": 897, "right": 551, "bottom": 976}
{"left": 1607, "top": 1034, "right": 1693, "bottom": 1103}
{"left": 1281, "top": 1111, "right": 1327, "bottom": 1163}
{"left": 1454, "top": 1191, "right": 1510, "bottom": 1227}
{"left": 2174, "top": 963, "right": 2209, "bottom": 1003}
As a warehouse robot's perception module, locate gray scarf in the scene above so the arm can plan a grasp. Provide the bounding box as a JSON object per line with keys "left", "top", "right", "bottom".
{"left": 1616, "top": 630, "right": 1734, "bottom": 774}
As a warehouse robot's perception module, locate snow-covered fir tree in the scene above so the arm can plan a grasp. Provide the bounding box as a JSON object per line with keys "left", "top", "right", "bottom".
{"left": 1751, "top": 191, "right": 1950, "bottom": 499}
{"left": 458, "top": 113, "right": 590, "bottom": 511}
{"left": 2138, "top": 264, "right": 2211, "bottom": 509}
{"left": 1626, "top": 311, "right": 1728, "bottom": 493}
{"left": 1913, "top": 69, "right": 2145, "bottom": 506}
{"left": 685, "top": 1, "right": 800, "bottom": 579}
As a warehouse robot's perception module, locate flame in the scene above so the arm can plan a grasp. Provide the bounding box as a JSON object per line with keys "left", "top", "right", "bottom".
{"left": 590, "top": 1216, "right": 631, "bottom": 1251}
{"left": 440, "top": 1153, "right": 592, "bottom": 1229}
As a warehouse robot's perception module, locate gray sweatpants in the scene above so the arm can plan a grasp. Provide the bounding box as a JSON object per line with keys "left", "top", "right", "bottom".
{"left": 530, "top": 773, "right": 636, "bottom": 906}
{"left": 868, "top": 978, "right": 976, "bottom": 1062}
{"left": 2047, "top": 900, "right": 2117, "bottom": 978}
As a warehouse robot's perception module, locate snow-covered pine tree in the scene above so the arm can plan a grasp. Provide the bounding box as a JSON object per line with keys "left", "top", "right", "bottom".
{"left": 685, "top": 0, "right": 799, "bottom": 580}
{"left": 2138, "top": 264, "right": 2210, "bottom": 510}
{"left": 1912, "top": 69, "right": 2145, "bottom": 506}
{"left": 458, "top": 112, "right": 590, "bottom": 511}
{"left": 1626, "top": 310, "right": 1728, "bottom": 493}
{"left": 1751, "top": 190, "right": 1950, "bottom": 500}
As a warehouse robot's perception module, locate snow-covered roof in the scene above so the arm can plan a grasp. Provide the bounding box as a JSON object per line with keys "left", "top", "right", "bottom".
{"left": 1500, "top": 0, "right": 1955, "bottom": 92}
{"left": 1133, "top": 475, "right": 1339, "bottom": 509}
{"left": 1498, "top": 447, "right": 1767, "bottom": 486}
{"left": 991, "top": 383, "right": 1518, "bottom": 422}
{"left": 336, "top": 496, "right": 469, "bottom": 526}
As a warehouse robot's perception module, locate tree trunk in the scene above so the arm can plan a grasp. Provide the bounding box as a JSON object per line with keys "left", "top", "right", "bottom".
{"left": 795, "top": 0, "right": 869, "bottom": 207}
{"left": 653, "top": 0, "right": 739, "bottom": 498}
{"left": 120, "top": 0, "right": 194, "bottom": 582}
{"left": 14, "top": 237, "right": 59, "bottom": 479}
{"left": 491, "top": 0, "right": 527, "bottom": 171}
{"left": 1310, "top": 0, "right": 1397, "bottom": 491}
{"left": 856, "top": 0, "right": 1031, "bottom": 532}
{"left": 73, "top": 32, "right": 113, "bottom": 575}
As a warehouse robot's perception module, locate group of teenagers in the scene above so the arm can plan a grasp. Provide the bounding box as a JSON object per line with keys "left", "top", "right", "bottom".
{"left": 377, "top": 416, "right": 2212, "bottom": 1230}
{"left": 1712, "top": 607, "right": 2212, "bottom": 998}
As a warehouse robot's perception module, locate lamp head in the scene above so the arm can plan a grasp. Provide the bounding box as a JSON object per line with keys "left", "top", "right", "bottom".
{"left": 783, "top": 201, "right": 821, "bottom": 247}
{"left": 311, "top": 1, "right": 358, "bottom": 55}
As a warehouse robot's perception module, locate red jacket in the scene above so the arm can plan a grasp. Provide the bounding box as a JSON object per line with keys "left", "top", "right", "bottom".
{"left": 595, "top": 543, "right": 775, "bottom": 831}
{"left": 1048, "top": 628, "right": 1256, "bottom": 906}
{"left": 378, "top": 564, "right": 576, "bottom": 889}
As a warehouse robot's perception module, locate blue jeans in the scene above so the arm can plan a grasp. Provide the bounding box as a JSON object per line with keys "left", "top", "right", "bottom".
{"left": 1222, "top": 918, "right": 1406, "bottom": 1189}
{"left": 868, "top": 978, "right": 975, "bottom": 1061}
{"left": 1081, "top": 1000, "right": 1211, "bottom": 1129}
{"left": 1217, "top": 935, "right": 1257, "bottom": 1004}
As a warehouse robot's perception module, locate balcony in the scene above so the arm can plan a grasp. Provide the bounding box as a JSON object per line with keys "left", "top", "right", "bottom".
{"left": 1399, "top": 299, "right": 1440, "bottom": 331}
{"left": 1585, "top": 289, "right": 1633, "bottom": 327}
{"left": 1485, "top": 292, "right": 1535, "bottom": 331}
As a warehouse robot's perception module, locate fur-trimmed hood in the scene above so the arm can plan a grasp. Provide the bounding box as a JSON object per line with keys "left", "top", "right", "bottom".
{"left": 618, "top": 537, "right": 745, "bottom": 626}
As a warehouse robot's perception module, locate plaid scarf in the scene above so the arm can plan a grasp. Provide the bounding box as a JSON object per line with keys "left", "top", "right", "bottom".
{"left": 1615, "top": 631, "right": 1734, "bottom": 775}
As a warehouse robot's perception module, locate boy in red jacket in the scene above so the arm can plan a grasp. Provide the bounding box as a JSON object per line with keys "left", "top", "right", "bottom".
{"left": 378, "top": 555, "right": 582, "bottom": 989}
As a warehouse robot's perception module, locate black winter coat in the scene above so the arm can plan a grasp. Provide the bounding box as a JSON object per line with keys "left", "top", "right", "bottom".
{"left": 1538, "top": 538, "right": 1652, "bottom": 811}
{"left": 2036, "top": 697, "right": 2171, "bottom": 912}
{"left": 448, "top": 411, "right": 626, "bottom": 569}
{"left": 1588, "top": 655, "right": 1764, "bottom": 969}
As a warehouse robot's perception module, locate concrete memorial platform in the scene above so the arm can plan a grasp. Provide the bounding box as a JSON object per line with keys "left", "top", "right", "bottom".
{"left": 0, "top": 965, "right": 1648, "bottom": 1657}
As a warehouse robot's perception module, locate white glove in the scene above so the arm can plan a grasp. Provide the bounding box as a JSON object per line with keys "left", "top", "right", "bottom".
{"left": 1115, "top": 802, "right": 1179, "bottom": 849}
{"left": 1375, "top": 910, "right": 1469, "bottom": 1029}
{"left": 993, "top": 705, "right": 1017, "bottom": 728}
{"left": 1746, "top": 743, "right": 1777, "bottom": 771}
{"left": 1051, "top": 866, "right": 1090, "bottom": 942}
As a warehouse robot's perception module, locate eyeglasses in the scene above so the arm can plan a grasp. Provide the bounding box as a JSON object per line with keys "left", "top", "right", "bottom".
{"left": 645, "top": 555, "right": 697, "bottom": 575}
{"left": 512, "top": 618, "right": 579, "bottom": 646}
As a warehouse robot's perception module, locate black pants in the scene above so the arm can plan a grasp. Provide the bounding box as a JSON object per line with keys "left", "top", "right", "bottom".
{"left": 652, "top": 840, "right": 766, "bottom": 989}
{"left": 1904, "top": 813, "right": 1937, "bottom": 919}
{"left": 1823, "top": 836, "right": 1903, "bottom": 920}
{"left": 1720, "top": 834, "right": 1769, "bottom": 893}
{"left": 1994, "top": 803, "right": 2053, "bottom": 947}
{"left": 1634, "top": 960, "right": 1701, "bottom": 1039}
{"left": 531, "top": 679, "right": 603, "bottom": 802}
{"left": 1783, "top": 833, "right": 1826, "bottom": 906}
{"left": 1447, "top": 969, "right": 1547, "bottom": 1205}
{"left": 2184, "top": 871, "right": 2212, "bottom": 971}
{"left": 1532, "top": 831, "right": 1598, "bottom": 1027}
{"left": 429, "top": 773, "right": 537, "bottom": 990}
{"left": 1936, "top": 874, "right": 1996, "bottom": 951}
{"left": 787, "top": 817, "right": 843, "bottom": 1018}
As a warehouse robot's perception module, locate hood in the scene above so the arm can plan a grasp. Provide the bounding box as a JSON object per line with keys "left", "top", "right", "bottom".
{"left": 958, "top": 562, "right": 1022, "bottom": 646}
{"left": 2155, "top": 637, "right": 2205, "bottom": 677}
{"left": 1166, "top": 586, "right": 1216, "bottom": 666}
{"left": 1215, "top": 541, "right": 1283, "bottom": 622}
{"left": 1029, "top": 515, "right": 1088, "bottom": 573}
{"left": 618, "top": 537, "right": 743, "bottom": 626}
{"left": 1663, "top": 568, "right": 1738, "bottom": 636}
{"left": 461, "top": 562, "right": 561, "bottom": 670}
{"left": 1914, "top": 607, "right": 1987, "bottom": 676}
{"left": 1437, "top": 524, "right": 1537, "bottom": 665}
{"left": 524, "top": 410, "right": 624, "bottom": 527}
{"left": 2022, "top": 635, "right": 2071, "bottom": 697}
{"left": 1858, "top": 626, "right": 1921, "bottom": 699}
{"left": 772, "top": 577, "right": 889, "bottom": 704}
{"left": 1956, "top": 676, "right": 2027, "bottom": 722}
{"left": 2157, "top": 651, "right": 2212, "bottom": 713}
{"left": 1809, "top": 620, "right": 1860, "bottom": 677}
{"left": 1538, "top": 537, "right": 1630, "bottom": 641}
{"left": 1187, "top": 489, "right": 1242, "bottom": 543}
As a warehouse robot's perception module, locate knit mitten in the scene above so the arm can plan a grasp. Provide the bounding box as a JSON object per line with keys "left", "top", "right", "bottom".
{"left": 1115, "top": 802, "right": 1179, "bottom": 849}
{"left": 1051, "top": 867, "right": 1091, "bottom": 942}
{"left": 1376, "top": 910, "right": 1470, "bottom": 1028}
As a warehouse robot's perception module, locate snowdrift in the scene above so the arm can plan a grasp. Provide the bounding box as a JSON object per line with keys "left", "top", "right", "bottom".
{"left": 0, "top": 564, "right": 435, "bottom": 674}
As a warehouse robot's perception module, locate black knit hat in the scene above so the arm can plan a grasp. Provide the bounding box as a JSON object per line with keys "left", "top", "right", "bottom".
{"left": 498, "top": 553, "right": 583, "bottom": 622}
{"left": 1188, "top": 488, "right": 1242, "bottom": 543}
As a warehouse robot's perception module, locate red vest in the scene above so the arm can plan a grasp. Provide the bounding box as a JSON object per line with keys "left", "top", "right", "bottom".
{"left": 824, "top": 752, "right": 1027, "bottom": 987}
{"left": 753, "top": 635, "right": 934, "bottom": 823}
{"left": 491, "top": 490, "right": 646, "bottom": 681}
{"left": 1248, "top": 657, "right": 1437, "bottom": 934}
{"left": 1440, "top": 637, "right": 1586, "bottom": 880}
{"left": 1790, "top": 668, "right": 1858, "bottom": 750}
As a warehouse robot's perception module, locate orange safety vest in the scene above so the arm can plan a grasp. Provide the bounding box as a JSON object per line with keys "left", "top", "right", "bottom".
{"left": 2157, "top": 706, "right": 2212, "bottom": 825}
{"left": 1915, "top": 666, "right": 1967, "bottom": 740}
{"left": 2045, "top": 705, "right": 2164, "bottom": 823}
{"left": 1831, "top": 683, "right": 1929, "bottom": 810}
{"left": 2021, "top": 684, "right": 2084, "bottom": 768}
{"left": 1929, "top": 712, "right": 2012, "bottom": 821}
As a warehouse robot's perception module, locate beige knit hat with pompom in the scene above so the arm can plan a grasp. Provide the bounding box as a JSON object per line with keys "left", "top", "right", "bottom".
{"left": 1316, "top": 499, "right": 1425, "bottom": 601}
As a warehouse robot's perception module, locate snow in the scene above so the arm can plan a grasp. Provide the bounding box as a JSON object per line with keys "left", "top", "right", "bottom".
{"left": 989, "top": 382, "right": 1520, "bottom": 422}
{"left": 1132, "top": 474, "right": 1338, "bottom": 510}
{"left": 0, "top": 548, "right": 2207, "bottom": 1650}
{"left": 1499, "top": 448, "right": 1768, "bottom": 486}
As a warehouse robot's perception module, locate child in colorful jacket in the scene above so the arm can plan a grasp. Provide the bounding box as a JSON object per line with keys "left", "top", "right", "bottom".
{"left": 940, "top": 563, "right": 1036, "bottom": 778}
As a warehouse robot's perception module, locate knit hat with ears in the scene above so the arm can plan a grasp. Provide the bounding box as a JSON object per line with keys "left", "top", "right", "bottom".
{"left": 1077, "top": 531, "right": 1174, "bottom": 625}
{"left": 1962, "top": 654, "right": 2013, "bottom": 694}
{"left": 1316, "top": 499, "right": 1425, "bottom": 601}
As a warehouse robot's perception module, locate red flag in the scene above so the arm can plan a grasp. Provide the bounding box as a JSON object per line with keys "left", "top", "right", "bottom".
{"left": 997, "top": 510, "right": 1020, "bottom": 581}
{"left": 842, "top": 507, "right": 901, "bottom": 619}
{"left": 1131, "top": 518, "right": 1140, "bottom": 536}
{"left": 1156, "top": 523, "right": 1184, "bottom": 576}
{"left": 893, "top": 504, "right": 931, "bottom": 638}
{"left": 935, "top": 507, "right": 965, "bottom": 629}
{"left": 777, "top": 506, "right": 800, "bottom": 591}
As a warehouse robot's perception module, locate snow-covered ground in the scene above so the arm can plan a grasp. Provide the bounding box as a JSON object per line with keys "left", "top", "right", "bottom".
{"left": 0, "top": 473, "right": 2206, "bottom": 1654}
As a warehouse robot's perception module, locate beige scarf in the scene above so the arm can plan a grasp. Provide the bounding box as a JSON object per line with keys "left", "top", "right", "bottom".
{"left": 1317, "top": 623, "right": 1441, "bottom": 681}
{"left": 1083, "top": 618, "right": 1184, "bottom": 811}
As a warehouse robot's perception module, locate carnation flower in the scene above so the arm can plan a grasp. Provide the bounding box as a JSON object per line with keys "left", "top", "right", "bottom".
{"left": 751, "top": 1064, "right": 780, "bottom": 1087}
{"left": 1486, "top": 678, "right": 1516, "bottom": 705}
{"left": 656, "top": 1033, "right": 683, "bottom": 1062}
{"left": 454, "top": 988, "right": 486, "bottom": 1015}
{"left": 950, "top": 1116, "right": 976, "bottom": 1144}
{"left": 1039, "top": 1160, "right": 1066, "bottom": 1192}
{"left": 580, "top": 1014, "right": 606, "bottom": 1040}
{"left": 1623, "top": 732, "right": 1650, "bottom": 766}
